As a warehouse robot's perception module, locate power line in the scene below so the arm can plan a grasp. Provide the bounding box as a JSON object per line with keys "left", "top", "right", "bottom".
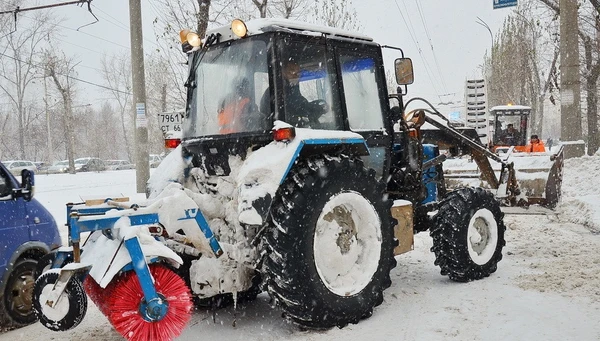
{"left": 18, "top": 13, "right": 130, "bottom": 50}
{"left": 0, "top": 0, "right": 90, "bottom": 15}
{"left": 414, "top": 0, "right": 449, "bottom": 94}
{"left": 0, "top": 0, "right": 99, "bottom": 31}
{"left": 393, "top": 0, "right": 442, "bottom": 101}
{"left": 0, "top": 51, "right": 132, "bottom": 95}
{"left": 91, "top": 4, "right": 161, "bottom": 49}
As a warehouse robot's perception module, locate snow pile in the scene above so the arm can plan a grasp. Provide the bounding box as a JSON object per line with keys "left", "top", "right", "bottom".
{"left": 508, "top": 215, "right": 600, "bottom": 302}
{"left": 557, "top": 154, "right": 600, "bottom": 232}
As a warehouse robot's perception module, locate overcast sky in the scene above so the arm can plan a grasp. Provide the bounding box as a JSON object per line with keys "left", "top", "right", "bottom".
{"left": 4, "top": 0, "right": 513, "bottom": 113}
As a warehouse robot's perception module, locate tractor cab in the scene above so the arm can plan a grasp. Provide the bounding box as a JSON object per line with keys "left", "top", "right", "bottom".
{"left": 180, "top": 19, "right": 410, "bottom": 176}
{"left": 490, "top": 105, "right": 531, "bottom": 152}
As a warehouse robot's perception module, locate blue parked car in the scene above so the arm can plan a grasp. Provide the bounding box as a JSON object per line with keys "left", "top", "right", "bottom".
{"left": 0, "top": 162, "right": 61, "bottom": 329}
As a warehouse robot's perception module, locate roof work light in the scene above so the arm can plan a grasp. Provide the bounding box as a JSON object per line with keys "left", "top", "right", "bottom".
{"left": 231, "top": 19, "right": 248, "bottom": 38}
{"left": 179, "top": 29, "right": 201, "bottom": 53}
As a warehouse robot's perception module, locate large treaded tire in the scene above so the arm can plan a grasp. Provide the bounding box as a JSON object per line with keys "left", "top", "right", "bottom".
{"left": 260, "top": 155, "right": 396, "bottom": 329}
{"left": 430, "top": 187, "right": 506, "bottom": 282}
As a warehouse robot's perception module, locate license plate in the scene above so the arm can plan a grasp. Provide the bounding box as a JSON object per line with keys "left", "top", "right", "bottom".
{"left": 158, "top": 112, "right": 185, "bottom": 134}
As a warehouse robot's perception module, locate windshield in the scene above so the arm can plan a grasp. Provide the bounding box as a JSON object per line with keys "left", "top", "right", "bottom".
{"left": 493, "top": 111, "right": 528, "bottom": 146}
{"left": 75, "top": 159, "right": 88, "bottom": 165}
{"left": 184, "top": 38, "right": 271, "bottom": 137}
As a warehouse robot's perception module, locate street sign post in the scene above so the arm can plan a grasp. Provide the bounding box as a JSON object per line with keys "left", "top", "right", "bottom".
{"left": 493, "top": 0, "right": 517, "bottom": 9}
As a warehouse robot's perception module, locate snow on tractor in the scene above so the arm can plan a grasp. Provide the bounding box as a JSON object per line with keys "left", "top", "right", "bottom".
{"left": 33, "top": 19, "right": 507, "bottom": 340}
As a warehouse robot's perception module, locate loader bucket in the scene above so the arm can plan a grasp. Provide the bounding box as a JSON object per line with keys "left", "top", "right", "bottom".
{"left": 508, "top": 146, "right": 564, "bottom": 209}
{"left": 441, "top": 146, "right": 564, "bottom": 209}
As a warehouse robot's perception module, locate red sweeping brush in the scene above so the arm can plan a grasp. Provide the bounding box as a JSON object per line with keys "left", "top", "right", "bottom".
{"left": 106, "top": 264, "right": 193, "bottom": 341}
{"left": 83, "top": 276, "right": 115, "bottom": 317}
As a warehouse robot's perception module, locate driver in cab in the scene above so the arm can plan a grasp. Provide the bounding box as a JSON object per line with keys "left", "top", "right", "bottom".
{"left": 280, "top": 61, "right": 327, "bottom": 128}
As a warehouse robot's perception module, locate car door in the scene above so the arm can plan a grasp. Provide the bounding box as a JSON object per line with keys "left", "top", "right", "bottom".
{"left": 0, "top": 164, "right": 28, "bottom": 278}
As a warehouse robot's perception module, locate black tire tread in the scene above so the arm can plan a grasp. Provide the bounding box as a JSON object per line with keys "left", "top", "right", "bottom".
{"left": 260, "top": 155, "right": 396, "bottom": 329}
{"left": 430, "top": 187, "right": 506, "bottom": 282}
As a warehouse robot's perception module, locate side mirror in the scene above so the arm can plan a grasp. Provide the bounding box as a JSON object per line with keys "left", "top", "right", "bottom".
{"left": 395, "top": 58, "right": 414, "bottom": 85}
{"left": 20, "top": 169, "right": 35, "bottom": 201}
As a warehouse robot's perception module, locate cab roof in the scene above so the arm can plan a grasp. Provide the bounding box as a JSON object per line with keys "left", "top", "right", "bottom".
{"left": 206, "top": 18, "right": 373, "bottom": 43}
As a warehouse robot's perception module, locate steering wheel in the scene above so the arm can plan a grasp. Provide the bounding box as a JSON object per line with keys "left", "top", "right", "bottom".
{"left": 310, "top": 99, "right": 329, "bottom": 115}
{"left": 304, "top": 99, "right": 328, "bottom": 127}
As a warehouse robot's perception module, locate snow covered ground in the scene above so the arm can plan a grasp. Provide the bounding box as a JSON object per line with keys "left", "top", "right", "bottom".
{"left": 1, "top": 155, "right": 599, "bottom": 341}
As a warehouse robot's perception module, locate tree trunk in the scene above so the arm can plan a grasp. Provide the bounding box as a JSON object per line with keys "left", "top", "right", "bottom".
{"left": 196, "top": 0, "right": 211, "bottom": 38}
{"left": 587, "top": 73, "right": 599, "bottom": 155}
{"left": 48, "top": 68, "right": 76, "bottom": 173}
{"left": 252, "top": 0, "right": 268, "bottom": 18}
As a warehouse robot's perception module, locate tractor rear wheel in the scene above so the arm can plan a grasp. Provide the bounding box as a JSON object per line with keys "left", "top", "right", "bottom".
{"left": 260, "top": 155, "right": 396, "bottom": 329}
{"left": 430, "top": 187, "right": 506, "bottom": 282}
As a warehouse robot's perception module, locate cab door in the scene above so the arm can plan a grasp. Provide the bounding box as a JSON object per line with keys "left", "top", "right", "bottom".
{"left": 0, "top": 164, "right": 28, "bottom": 278}
{"left": 335, "top": 45, "right": 392, "bottom": 179}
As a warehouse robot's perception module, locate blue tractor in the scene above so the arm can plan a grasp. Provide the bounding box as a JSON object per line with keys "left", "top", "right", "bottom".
{"left": 152, "top": 18, "right": 507, "bottom": 328}
{"left": 33, "top": 19, "right": 507, "bottom": 338}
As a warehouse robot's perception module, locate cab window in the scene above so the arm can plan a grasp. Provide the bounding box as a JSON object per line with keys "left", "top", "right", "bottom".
{"left": 278, "top": 39, "right": 342, "bottom": 130}
{"left": 338, "top": 50, "right": 385, "bottom": 131}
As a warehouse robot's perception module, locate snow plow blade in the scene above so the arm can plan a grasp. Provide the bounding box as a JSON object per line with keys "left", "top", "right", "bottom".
{"left": 508, "top": 146, "right": 564, "bottom": 209}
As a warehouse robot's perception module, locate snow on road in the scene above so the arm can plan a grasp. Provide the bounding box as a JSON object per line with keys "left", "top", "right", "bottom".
{"left": 1, "top": 155, "right": 599, "bottom": 340}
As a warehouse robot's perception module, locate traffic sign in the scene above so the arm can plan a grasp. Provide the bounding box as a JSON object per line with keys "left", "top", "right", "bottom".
{"left": 493, "top": 0, "right": 517, "bottom": 9}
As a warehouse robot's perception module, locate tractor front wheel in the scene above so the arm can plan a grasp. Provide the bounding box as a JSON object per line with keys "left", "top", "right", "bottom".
{"left": 260, "top": 156, "right": 396, "bottom": 329}
{"left": 430, "top": 187, "right": 506, "bottom": 282}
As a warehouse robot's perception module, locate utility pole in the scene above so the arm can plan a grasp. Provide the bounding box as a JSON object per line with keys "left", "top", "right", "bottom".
{"left": 559, "top": 0, "right": 584, "bottom": 158}
{"left": 129, "top": 0, "right": 149, "bottom": 193}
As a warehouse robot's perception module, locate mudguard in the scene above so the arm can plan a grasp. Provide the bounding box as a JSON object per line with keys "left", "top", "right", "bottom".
{"left": 236, "top": 126, "right": 369, "bottom": 225}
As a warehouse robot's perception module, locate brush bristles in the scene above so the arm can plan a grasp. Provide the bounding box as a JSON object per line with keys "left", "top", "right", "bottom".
{"left": 85, "top": 265, "right": 193, "bottom": 341}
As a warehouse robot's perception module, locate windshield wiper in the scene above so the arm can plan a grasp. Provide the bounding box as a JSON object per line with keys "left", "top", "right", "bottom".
{"left": 184, "top": 33, "right": 220, "bottom": 89}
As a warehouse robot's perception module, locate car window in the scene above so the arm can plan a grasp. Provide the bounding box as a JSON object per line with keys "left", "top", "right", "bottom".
{"left": 0, "top": 168, "right": 11, "bottom": 198}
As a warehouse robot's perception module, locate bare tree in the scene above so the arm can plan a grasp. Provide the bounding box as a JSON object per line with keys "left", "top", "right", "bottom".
{"left": 538, "top": 0, "right": 600, "bottom": 154}
{"left": 271, "top": 0, "right": 310, "bottom": 19}
{"left": 313, "top": 0, "right": 361, "bottom": 31}
{"left": 45, "top": 52, "right": 78, "bottom": 174}
{"left": 100, "top": 53, "right": 134, "bottom": 161}
{"left": 484, "top": 2, "right": 559, "bottom": 138}
{"left": 0, "top": 9, "right": 57, "bottom": 159}
{"left": 252, "top": 0, "right": 268, "bottom": 18}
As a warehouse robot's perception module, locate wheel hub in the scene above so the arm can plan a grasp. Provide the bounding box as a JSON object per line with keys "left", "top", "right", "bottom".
{"left": 9, "top": 270, "right": 35, "bottom": 317}
{"left": 470, "top": 216, "right": 491, "bottom": 255}
{"left": 313, "top": 192, "right": 382, "bottom": 296}
{"left": 467, "top": 208, "right": 499, "bottom": 265}
{"left": 325, "top": 206, "right": 357, "bottom": 254}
